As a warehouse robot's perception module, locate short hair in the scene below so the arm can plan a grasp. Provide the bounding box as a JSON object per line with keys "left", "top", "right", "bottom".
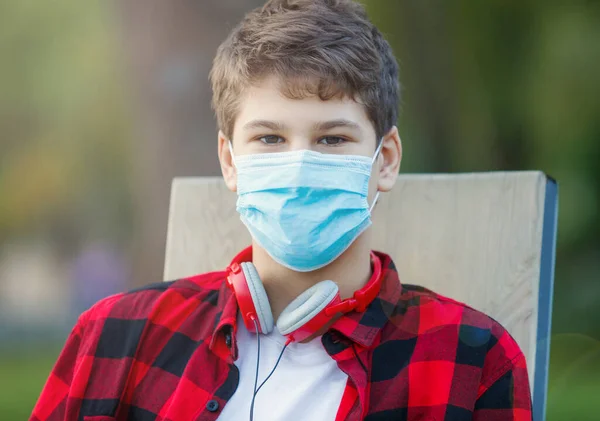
{"left": 210, "top": 0, "right": 400, "bottom": 141}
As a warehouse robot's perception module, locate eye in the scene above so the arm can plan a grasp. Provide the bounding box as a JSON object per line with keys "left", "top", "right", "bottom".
{"left": 258, "top": 135, "right": 284, "bottom": 145}
{"left": 318, "top": 136, "right": 346, "bottom": 146}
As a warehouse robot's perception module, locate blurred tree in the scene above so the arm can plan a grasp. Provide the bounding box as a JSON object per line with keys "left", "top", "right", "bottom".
{"left": 116, "top": 0, "right": 264, "bottom": 284}
{"left": 364, "top": 0, "right": 600, "bottom": 339}
{"left": 0, "top": 0, "right": 131, "bottom": 256}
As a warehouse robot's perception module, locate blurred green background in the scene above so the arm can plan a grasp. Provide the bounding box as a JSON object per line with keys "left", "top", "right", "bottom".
{"left": 0, "top": 0, "right": 598, "bottom": 420}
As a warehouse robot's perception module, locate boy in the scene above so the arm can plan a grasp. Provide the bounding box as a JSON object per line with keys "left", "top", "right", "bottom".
{"left": 32, "top": 1, "right": 532, "bottom": 420}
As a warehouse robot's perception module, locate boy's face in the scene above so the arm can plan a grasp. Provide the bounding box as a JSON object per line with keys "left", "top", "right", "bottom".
{"left": 219, "top": 75, "right": 401, "bottom": 201}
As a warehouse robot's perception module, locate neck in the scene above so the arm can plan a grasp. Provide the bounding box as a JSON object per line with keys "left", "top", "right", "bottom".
{"left": 251, "top": 231, "right": 374, "bottom": 321}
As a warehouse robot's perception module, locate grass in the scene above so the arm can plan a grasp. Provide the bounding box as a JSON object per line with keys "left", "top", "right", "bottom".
{"left": 0, "top": 347, "right": 61, "bottom": 421}
{"left": 546, "top": 334, "right": 600, "bottom": 421}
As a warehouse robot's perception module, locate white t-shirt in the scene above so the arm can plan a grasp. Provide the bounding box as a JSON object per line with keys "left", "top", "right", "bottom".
{"left": 217, "top": 314, "right": 348, "bottom": 420}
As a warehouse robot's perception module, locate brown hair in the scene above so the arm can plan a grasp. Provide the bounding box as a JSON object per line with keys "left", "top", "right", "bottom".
{"left": 210, "top": 0, "right": 400, "bottom": 141}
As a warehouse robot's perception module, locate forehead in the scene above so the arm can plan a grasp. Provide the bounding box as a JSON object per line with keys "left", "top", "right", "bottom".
{"left": 233, "top": 76, "right": 375, "bottom": 135}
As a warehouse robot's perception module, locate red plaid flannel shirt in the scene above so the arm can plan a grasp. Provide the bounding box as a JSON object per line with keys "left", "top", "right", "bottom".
{"left": 31, "top": 251, "right": 532, "bottom": 421}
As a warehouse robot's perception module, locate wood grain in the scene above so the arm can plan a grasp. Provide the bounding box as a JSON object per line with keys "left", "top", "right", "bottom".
{"left": 164, "top": 172, "right": 548, "bottom": 390}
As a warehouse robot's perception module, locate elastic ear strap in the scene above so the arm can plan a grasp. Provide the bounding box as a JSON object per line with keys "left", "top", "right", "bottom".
{"left": 369, "top": 191, "right": 380, "bottom": 213}
{"left": 228, "top": 140, "right": 237, "bottom": 167}
{"left": 370, "top": 137, "right": 384, "bottom": 211}
{"left": 372, "top": 137, "right": 385, "bottom": 164}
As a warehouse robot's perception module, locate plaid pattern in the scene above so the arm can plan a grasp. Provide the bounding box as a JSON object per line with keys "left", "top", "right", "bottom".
{"left": 31, "top": 251, "right": 532, "bottom": 421}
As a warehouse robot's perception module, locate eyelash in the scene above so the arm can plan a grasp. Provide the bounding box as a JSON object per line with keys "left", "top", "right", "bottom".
{"left": 256, "top": 135, "right": 348, "bottom": 146}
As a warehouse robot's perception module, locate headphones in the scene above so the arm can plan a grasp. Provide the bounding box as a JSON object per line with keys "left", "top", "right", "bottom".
{"left": 226, "top": 247, "right": 383, "bottom": 342}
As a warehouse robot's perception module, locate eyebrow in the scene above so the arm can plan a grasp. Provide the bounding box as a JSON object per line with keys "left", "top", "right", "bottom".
{"left": 242, "top": 119, "right": 361, "bottom": 132}
{"left": 312, "top": 119, "right": 361, "bottom": 132}
{"left": 242, "top": 120, "right": 286, "bottom": 131}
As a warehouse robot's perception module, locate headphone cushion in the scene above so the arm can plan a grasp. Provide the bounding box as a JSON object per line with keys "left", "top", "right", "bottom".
{"left": 241, "top": 262, "right": 274, "bottom": 334}
{"left": 277, "top": 280, "right": 339, "bottom": 336}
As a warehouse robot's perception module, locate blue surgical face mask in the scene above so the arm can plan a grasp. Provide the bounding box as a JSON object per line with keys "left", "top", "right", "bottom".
{"left": 230, "top": 141, "right": 383, "bottom": 272}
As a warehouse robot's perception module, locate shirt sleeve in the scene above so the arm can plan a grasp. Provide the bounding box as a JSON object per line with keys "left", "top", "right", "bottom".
{"left": 473, "top": 352, "right": 533, "bottom": 421}
{"left": 30, "top": 311, "right": 90, "bottom": 421}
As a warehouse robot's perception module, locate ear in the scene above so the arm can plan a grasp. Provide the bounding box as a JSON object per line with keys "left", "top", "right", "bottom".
{"left": 376, "top": 126, "right": 402, "bottom": 193}
{"left": 218, "top": 131, "right": 237, "bottom": 192}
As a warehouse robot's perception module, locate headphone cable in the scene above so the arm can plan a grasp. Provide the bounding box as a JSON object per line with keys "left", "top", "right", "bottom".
{"left": 249, "top": 319, "right": 261, "bottom": 421}
{"left": 256, "top": 339, "right": 290, "bottom": 394}
{"left": 249, "top": 322, "right": 291, "bottom": 421}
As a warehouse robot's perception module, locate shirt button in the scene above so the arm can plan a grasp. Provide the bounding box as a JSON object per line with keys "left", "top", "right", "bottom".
{"left": 206, "top": 399, "right": 219, "bottom": 412}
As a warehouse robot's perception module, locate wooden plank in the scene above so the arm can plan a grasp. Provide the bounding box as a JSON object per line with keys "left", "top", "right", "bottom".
{"left": 165, "top": 176, "right": 248, "bottom": 279}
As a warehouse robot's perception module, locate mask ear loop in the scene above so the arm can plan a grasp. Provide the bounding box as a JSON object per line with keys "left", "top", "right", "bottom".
{"left": 369, "top": 191, "right": 380, "bottom": 213}
{"left": 228, "top": 140, "right": 237, "bottom": 168}
{"left": 369, "top": 138, "right": 384, "bottom": 213}
{"left": 372, "top": 137, "right": 384, "bottom": 164}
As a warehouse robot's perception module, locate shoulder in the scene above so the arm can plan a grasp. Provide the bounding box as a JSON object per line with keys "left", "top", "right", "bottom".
{"left": 75, "top": 271, "right": 228, "bottom": 349}
{"left": 383, "top": 283, "right": 525, "bottom": 374}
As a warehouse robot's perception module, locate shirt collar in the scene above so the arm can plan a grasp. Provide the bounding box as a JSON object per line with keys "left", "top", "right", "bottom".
{"left": 209, "top": 278, "right": 238, "bottom": 354}
{"left": 209, "top": 248, "right": 402, "bottom": 351}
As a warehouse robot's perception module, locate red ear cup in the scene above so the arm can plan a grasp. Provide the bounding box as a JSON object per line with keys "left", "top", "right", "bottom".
{"left": 227, "top": 258, "right": 275, "bottom": 334}
{"left": 227, "top": 262, "right": 261, "bottom": 333}
{"left": 240, "top": 262, "right": 274, "bottom": 334}
{"left": 277, "top": 280, "right": 341, "bottom": 342}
